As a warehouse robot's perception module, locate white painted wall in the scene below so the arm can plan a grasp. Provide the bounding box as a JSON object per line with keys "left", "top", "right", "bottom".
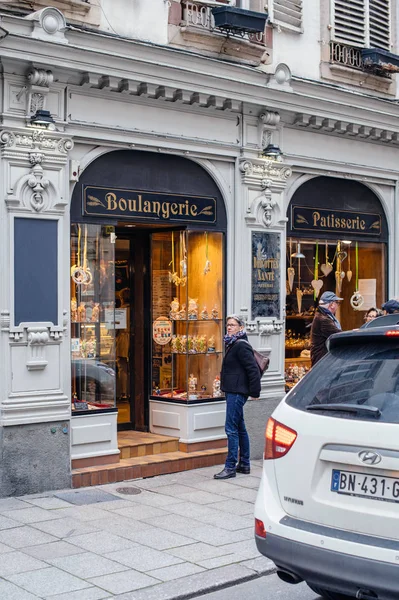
{"left": 270, "top": 1, "right": 321, "bottom": 80}
{"left": 98, "top": 0, "right": 169, "bottom": 45}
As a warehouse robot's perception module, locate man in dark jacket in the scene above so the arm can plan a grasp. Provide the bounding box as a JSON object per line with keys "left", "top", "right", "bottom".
{"left": 214, "top": 315, "right": 261, "bottom": 480}
{"left": 310, "top": 291, "right": 343, "bottom": 367}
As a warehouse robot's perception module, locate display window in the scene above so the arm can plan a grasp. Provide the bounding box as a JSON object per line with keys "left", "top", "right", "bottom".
{"left": 151, "top": 230, "right": 225, "bottom": 402}
{"left": 285, "top": 238, "right": 387, "bottom": 391}
{"left": 70, "top": 224, "right": 116, "bottom": 412}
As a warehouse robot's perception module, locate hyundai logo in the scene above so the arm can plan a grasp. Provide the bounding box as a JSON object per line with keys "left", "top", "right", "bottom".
{"left": 358, "top": 450, "right": 382, "bottom": 465}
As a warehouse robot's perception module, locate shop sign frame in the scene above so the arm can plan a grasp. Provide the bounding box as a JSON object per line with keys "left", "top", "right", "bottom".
{"left": 291, "top": 206, "right": 382, "bottom": 237}
{"left": 251, "top": 231, "right": 281, "bottom": 320}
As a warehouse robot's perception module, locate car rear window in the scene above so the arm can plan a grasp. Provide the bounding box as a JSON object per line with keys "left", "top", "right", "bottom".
{"left": 286, "top": 342, "right": 399, "bottom": 423}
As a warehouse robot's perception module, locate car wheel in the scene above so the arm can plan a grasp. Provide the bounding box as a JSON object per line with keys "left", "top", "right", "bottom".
{"left": 307, "top": 584, "right": 354, "bottom": 600}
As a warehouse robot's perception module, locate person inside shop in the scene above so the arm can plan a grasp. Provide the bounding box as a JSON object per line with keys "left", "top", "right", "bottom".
{"left": 214, "top": 315, "right": 261, "bottom": 480}
{"left": 381, "top": 299, "right": 399, "bottom": 315}
{"left": 364, "top": 307, "right": 383, "bottom": 323}
{"left": 310, "top": 291, "right": 343, "bottom": 367}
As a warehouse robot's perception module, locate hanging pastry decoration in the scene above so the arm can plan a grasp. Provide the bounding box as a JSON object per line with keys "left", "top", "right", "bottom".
{"left": 335, "top": 241, "right": 344, "bottom": 294}
{"left": 168, "top": 232, "right": 179, "bottom": 285}
{"left": 296, "top": 247, "right": 303, "bottom": 313}
{"left": 179, "top": 232, "right": 187, "bottom": 286}
{"left": 350, "top": 241, "right": 364, "bottom": 310}
{"left": 203, "top": 232, "right": 211, "bottom": 275}
{"left": 71, "top": 225, "right": 92, "bottom": 285}
{"left": 346, "top": 246, "right": 353, "bottom": 282}
{"left": 287, "top": 238, "right": 295, "bottom": 292}
{"left": 311, "top": 241, "right": 323, "bottom": 299}
{"left": 320, "top": 240, "right": 333, "bottom": 276}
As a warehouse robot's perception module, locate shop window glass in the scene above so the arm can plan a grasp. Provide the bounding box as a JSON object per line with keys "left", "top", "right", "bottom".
{"left": 70, "top": 224, "right": 116, "bottom": 412}
{"left": 151, "top": 230, "right": 224, "bottom": 402}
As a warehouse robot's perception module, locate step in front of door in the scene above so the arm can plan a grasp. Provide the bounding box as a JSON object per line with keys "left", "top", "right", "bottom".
{"left": 118, "top": 432, "right": 180, "bottom": 460}
{"left": 72, "top": 448, "right": 227, "bottom": 488}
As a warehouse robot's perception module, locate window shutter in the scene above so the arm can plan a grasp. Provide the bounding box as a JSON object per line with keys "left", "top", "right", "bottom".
{"left": 267, "top": 0, "right": 303, "bottom": 32}
{"left": 332, "top": 0, "right": 390, "bottom": 50}
{"left": 369, "top": 0, "right": 390, "bottom": 50}
{"left": 333, "top": 0, "right": 366, "bottom": 47}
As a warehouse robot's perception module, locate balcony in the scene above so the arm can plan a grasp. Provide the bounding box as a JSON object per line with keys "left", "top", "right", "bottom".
{"left": 169, "top": 1, "right": 271, "bottom": 66}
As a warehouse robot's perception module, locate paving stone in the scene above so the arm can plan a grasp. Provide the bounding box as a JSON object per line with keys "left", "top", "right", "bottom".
{"left": 0, "top": 525, "right": 58, "bottom": 548}
{"left": 89, "top": 569, "right": 159, "bottom": 595}
{"left": 186, "top": 479, "right": 238, "bottom": 496}
{"left": 46, "top": 587, "right": 113, "bottom": 600}
{"left": 200, "top": 512, "right": 253, "bottom": 531}
{"left": 105, "top": 545, "right": 183, "bottom": 571}
{"left": 228, "top": 476, "right": 262, "bottom": 489}
{"left": 0, "top": 498, "right": 32, "bottom": 512}
{"left": 223, "top": 487, "right": 258, "bottom": 503}
{"left": 0, "top": 550, "right": 47, "bottom": 576}
{"left": 51, "top": 506, "right": 112, "bottom": 522}
{"left": 0, "top": 579, "right": 39, "bottom": 600}
{"left": 0, "top": 541, "right": 14, "bottom": 554}
{"left": 166, "top": 542, "right": 232, "bottom": 562}
{"left": 23, "top": 497, "right": 74, "bottom": 510}
{"left": 54, "top": 489, "right": 120, "bottom": 506}
{"left": 187, "top": 525, "right": 253, "bottom": 546}
{"left": 207, "top": 498, "right": 255, "bottom": 516}
{"left": 0, "top": 515, "right": 23, "bottom": 530}
{"left": 166, "top": 502, "right": 221, "bottom": 520}
{"left": 219, "top": 538, "right": 261, "bottom": 560}
{"left": 147, "top": 484, "right": 198, "bottom": 497}
{"left": 31, "top": 518, "right": 101, "bottom": 539}
{"left": 7, "top": 566, "right": 91, "bottom": 596}
{"left": 112, "top": 505, "right": 168, "bottom": 521}
{"left": 87, "top": 517, "right": 149, "bottom": 541}
{"left": 88, "top": 499, "right": 137, "bottom": 511}
{"left": 23, "top": 541, "right": 86, "bottom": 560}
{"left": 147, "top": 561, "right": 204, "bottom": 581}
{"left": 240, "top": 555, "right": 275, "bottom": 574}
{"left": 196, "top": 554, "right": 243, "bottom": 569}
{"left": 122, "top": 490, "right": 185, "bottom": 508}
{"left": 177, "top": 490, "right": 225, "bottom": 505}
{"left": 2, "top": 507, "right": 64, "bottom": 524}
{"left": 115, "top": 563, "right": 257, "bottom": 600}
{"left": 48, "top": 551, "right": 128, "bottom": 578}
{"left": 66, "top": 531, "right": 137, "bottom": 554}
{"left": 141, "top": 513, "right": 201, "bottom": 534}
{"left": 124, "top": 526, "right": 196, "bottom": 550}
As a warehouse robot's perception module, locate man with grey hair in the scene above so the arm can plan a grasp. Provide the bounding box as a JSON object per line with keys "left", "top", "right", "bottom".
{"left": 310, "top": 291, "right": 343, "bottom": 367}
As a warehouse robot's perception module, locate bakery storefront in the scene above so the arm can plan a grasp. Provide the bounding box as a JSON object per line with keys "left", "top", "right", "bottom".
{"left": 284, "top": 176, "right": 388, "bottom": 391}
{"left": 70, "top": 150, "right": 227, "bottom": 464}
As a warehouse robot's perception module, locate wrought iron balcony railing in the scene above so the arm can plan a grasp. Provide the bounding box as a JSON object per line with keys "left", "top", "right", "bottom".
{"left": 329, "top": 41, "right": 363, "bottom": 70}
{"left": 181, "top": 1, "right": 267, "bottom": 45}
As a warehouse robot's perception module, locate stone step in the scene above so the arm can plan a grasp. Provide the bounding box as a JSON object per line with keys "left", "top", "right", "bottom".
{"left": 72, "top": 448, "right": 227, "bottom": 488}
{"left": 118, "top": 431, "right": 180, "bottom": 459}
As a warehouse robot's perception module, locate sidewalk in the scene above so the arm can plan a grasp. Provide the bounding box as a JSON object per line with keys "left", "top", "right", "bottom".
{"left": 0, "top": 460, "right": 274, "bottom": 600}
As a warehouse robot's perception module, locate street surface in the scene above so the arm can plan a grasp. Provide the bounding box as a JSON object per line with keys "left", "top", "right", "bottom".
{"left": 199, "top": 574, "right": 321, "bottom": 599}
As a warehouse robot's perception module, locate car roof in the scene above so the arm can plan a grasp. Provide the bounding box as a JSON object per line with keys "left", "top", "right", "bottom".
{"left": 327, "top": 315, "right": 399, "bottom": 350}
{"left": 361, "top": 314, "right": 399, "bottom": 328}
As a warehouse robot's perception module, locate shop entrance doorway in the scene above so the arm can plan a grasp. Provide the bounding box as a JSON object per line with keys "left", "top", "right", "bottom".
{"left": 115, "top": 229, "right": 150, "bottom": 430}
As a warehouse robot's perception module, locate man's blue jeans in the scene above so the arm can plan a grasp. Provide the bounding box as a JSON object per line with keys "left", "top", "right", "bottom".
{"left": 224, "top": 392, "right": 250, "bottom": 470}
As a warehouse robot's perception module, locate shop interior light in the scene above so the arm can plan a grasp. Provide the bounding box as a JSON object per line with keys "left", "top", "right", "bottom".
{"left": 291, "top": 242, "right": 305, "bottom": 259}
{"left": 341, "top": 240, "right": 352, "bottom": 245}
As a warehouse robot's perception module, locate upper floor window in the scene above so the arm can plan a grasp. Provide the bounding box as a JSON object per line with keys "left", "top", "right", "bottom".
{"left": 237, "top": 0, "right": 303, "bottom": 32}
{"left": 332, "top": 0, "right": 391, "bottom": 51}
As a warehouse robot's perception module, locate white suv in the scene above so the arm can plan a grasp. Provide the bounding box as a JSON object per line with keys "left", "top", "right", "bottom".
{"left": 255, "top": 318, "right": 399, "bottom": 600}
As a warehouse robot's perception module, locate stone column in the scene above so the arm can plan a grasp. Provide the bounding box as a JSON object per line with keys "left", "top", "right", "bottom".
{"left": 0, "top": 125, "right": 73, "bottom": 496}
{"left": 236, "top": 111, "right": 292, "bottom": 458}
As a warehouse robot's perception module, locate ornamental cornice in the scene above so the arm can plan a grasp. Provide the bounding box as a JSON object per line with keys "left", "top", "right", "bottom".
{"left": 293, "top": 113, "right": 399, "bottom": 145}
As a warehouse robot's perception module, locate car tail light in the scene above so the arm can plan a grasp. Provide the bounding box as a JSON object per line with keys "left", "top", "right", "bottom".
{"left": 264, "top": 417, "right": 297, "bottom": 460}
{"left": 255, "top": 518, "right": 266, "bottom": 538}
{"left": 385, "top": 330, "right": 399, "bottom": 337}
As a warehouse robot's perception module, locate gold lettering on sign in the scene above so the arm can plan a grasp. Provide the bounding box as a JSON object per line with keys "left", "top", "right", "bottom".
{"left": 106, "top": 192, "right": 118, "bottom": 211}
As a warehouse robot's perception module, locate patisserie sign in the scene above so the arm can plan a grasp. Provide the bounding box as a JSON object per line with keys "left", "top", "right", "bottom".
{"left": 292, "top": 206, "right": 381, "bottom": 236}
{"left": 83, "top": 186, "right": 216, "bottom": 224}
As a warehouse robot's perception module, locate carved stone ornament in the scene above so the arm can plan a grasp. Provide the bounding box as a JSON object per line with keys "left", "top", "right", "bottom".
{"left": 26, "top": 327, "right": 50, "bottom": 371}
{"left": 28, "top": 153, "right": 49, "bottom": 212}
{"left": 239, "top": 307, "right": 284, "bottom": 336}
{"left": 258, "top": 111, "right": 281, "bottom": 148}
{"left": 239, "top": 158, "right": 292, "bottom": 183}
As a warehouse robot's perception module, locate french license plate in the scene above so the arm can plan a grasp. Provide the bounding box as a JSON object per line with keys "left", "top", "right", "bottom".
{"left": 331, "top": 469, "right": 399, "bottom": 503}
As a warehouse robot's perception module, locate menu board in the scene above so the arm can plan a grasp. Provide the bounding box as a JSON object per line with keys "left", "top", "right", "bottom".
{"left": 251, "top": 231, "right": 281, "bottom": 320}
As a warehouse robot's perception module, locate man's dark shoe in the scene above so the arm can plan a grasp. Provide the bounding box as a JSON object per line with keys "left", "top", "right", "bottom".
{"left": 214, "top": 468, "right": 236, "bottom": 480}
{"left": 236, "top": 464, "right": 250, "bottom": 474}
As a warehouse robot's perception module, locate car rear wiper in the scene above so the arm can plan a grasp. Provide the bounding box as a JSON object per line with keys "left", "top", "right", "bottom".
{"left": 305, "top": 403, "right": 381, "bottom": 418}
